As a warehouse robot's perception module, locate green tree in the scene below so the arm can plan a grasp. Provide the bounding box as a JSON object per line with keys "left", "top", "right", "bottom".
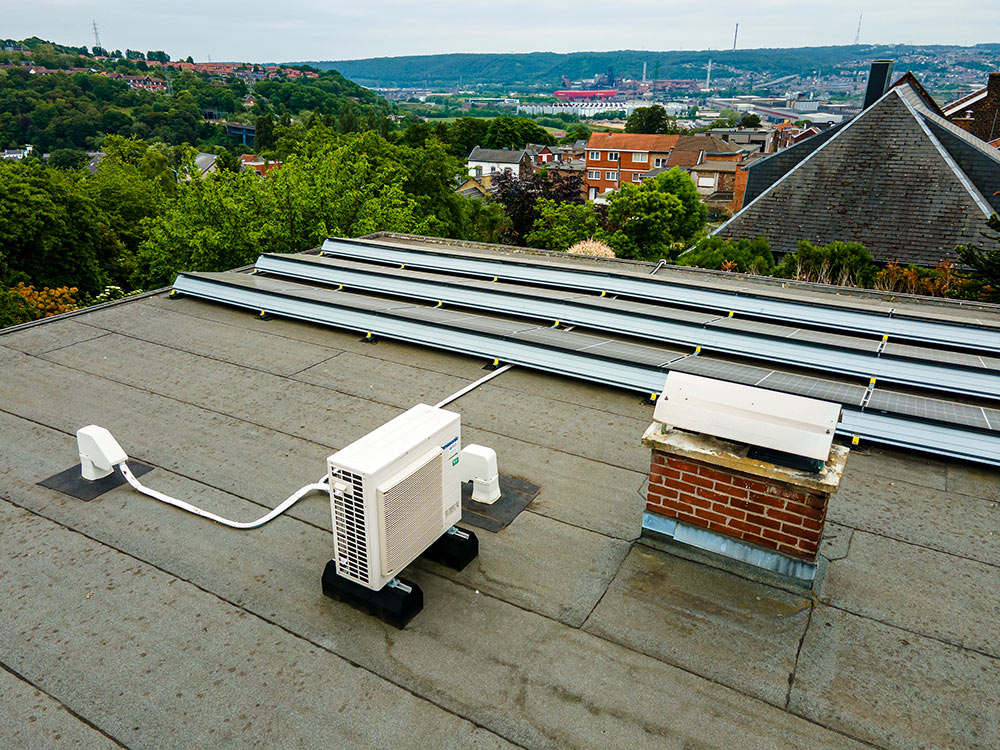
{"left": 132, "top": 129, "right": 430, "bottom": 288}
{"left": 525, "top": 199, "right": 602, "bottom": 251}
{"left": 648, "top": 168, "right": 708, "bottom": 246}
{"left": 0, "top": 160, "right": 120, "bottom": 295}
{"left": 602, "top": 168, "right": 707, "bottom": 260}
{"left": 560, "top": 123, "right": 590, "bottom": 144}
{"left": 255, "top": 114, "right": 276, "bottom": 151}
{"left": 625, "top": 105, "right": 670, "bottom": 134}
{"left": 956, "top": 213, "right": 1000, "bottom": 301}
{"left": 739, "top": 113, "right": 761, "bottom": 128}
{"left": 446, "top": 117, "right": 489, "bottom": 158}
{"left": 48, "top": 148, "right": 89, "bottom": 169}
{"left": 483, "top": 116, "right": 554, "bottom": 150}
{"left": 214, "top": 148, "right": 241, "bottom": 173}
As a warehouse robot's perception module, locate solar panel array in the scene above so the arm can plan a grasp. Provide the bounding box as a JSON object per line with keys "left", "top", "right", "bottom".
{"left": 171, "top": 239, "right": 1000, "bottom": 466}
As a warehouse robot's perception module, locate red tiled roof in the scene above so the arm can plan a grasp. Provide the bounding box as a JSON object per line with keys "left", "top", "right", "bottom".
{"left": 586, "top": 133, "right": 680, "bottom": 152}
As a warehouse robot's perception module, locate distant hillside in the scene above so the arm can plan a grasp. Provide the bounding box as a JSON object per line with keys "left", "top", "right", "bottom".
{"left": 300, "top": 44, "right": 1000, "bottom": 88}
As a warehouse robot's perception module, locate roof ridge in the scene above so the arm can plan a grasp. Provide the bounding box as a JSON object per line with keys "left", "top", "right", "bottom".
{"left": 896, "top": 91, "right": 994, "bottom": 217}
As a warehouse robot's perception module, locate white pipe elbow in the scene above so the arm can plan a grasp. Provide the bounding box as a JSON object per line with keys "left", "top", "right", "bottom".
{"left": 77, "top": 425, "right": 128, "bottom": 480}
{"left": 459, "top": 444, "right": 501, "bottom": 505}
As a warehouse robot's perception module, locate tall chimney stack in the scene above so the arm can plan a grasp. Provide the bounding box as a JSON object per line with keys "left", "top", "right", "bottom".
{"left": 862, "top": 60, "right": 894, "bottom": 110}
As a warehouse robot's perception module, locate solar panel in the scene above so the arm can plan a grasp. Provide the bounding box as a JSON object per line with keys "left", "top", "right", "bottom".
{"left": 707, "top": 317, "right": 802, "bottom": 338}
{"left": 787, "top": 328, "right": 882, "bottom": 352}
{"left": 508, "top": 327, "right": 613, "bottom": 351}
{"left": 982, "top": 408, "right": 1000, "bottom": 431}
{"left": 755, "top": 371, "right": 868, "bottom": 406}
{"left": 322, "top": 238, "right": 1000, "bottom": 352}
{"left": 669, "top": 356, "right": 774, "bottom": 386}
{"left": 585, "top": 295, "right": 721, "bottom": 325}
{"left": 709, "top": 316, "right": 882, "bottom": 352}
{"left": 256, "top": 253, "right": 1000, "bottom": 401}
{"left": 173, "top": 269, "right": 1000, "bottom": 466}
{"left": 882, "top": 342, "right": 993, "bottom": 370}
{"left": 585, "top": 339, "right": 688, "bottom": 367}
{"left": 865, "top": 390, "right": 991, "bottom": 430}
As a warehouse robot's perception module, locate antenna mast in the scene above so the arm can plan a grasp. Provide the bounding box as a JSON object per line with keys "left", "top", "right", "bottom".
{"left": 91, "top": 21, "right": 101, "bottom": 51}
{"left": 854, "top": 13, "right": 863, "bottom": 45}
{"left": 733, "top": 23, "right": 739, "bottom": 51}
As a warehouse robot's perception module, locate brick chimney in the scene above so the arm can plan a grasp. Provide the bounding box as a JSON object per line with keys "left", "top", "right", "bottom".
{"left": 640, "top": 373, "right": 848, "bottom": 582}
{"left": 642, "top": 426, "right": 848, "bottom": 581}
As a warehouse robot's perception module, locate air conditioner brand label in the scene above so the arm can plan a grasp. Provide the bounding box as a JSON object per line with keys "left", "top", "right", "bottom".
{"left": 442, "top": 436, "right": 460, "bottom": 466}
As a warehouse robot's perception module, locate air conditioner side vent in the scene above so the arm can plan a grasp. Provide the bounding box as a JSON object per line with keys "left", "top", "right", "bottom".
{"left": 331, "top": 468, "right": 369, "bottom": 584}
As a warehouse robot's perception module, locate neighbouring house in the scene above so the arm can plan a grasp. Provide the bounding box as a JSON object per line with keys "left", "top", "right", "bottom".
{"left": 455, "top": 174, "right": 499, "bottom": 199}
{"left": 534, "top": 157, "right": 588, "bottom": 200}
{"left": 193, "top": 153, "right": 219, "bottom": 178}
{"left": 706, "top": 128, "right": 776, "bottom": 153}
{"left": 585, "top": 133, "right": 746, "bottom": 202}
{"left": 634, "top": 135, "right": 750, "bottom": 216}
{"left": 2, "top": 145, "right": 33, "bottom": 160}
{"left": 240, "top": 153, "right": 281, "bottom": 177}
{"left": 715, "top": 76, "right": 1000, "bottom": 268}
{"left": 525, "top": 144, "right": 555, "bottom": 165}
{"left": 243, "top": 94, "right": 257, "bottom": 109}
{"left": 584, "top": 133, "right": 679, "bottom": 201}
{"left": 103, "top": 72, "right": 167, "bottom": 92}
{"left": 466, "top": 147, "right": 531, "bottom": 179}
{"left": 943, "top": 72, "right": 1000, "bottom": 144}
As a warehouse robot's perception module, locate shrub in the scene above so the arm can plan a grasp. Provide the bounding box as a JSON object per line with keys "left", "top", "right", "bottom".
{"left": 777, "top": 240, "right": 877, "bottom": 287}
{"left": 13, "top": 282, "right": 80, "bottom": 319}
{"left": 567, "top": 239, "right": 615, "bottom": 258}
{"left": 680, "top": 235, "right": 775, "bottom": 275}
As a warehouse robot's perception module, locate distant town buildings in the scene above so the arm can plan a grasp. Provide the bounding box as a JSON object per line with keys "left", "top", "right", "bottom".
{"left": 944, "top": 72, "right": 1000, "bottom": 143}
{"left": 716, "top": 73, "right": 1000, "bottom": 268}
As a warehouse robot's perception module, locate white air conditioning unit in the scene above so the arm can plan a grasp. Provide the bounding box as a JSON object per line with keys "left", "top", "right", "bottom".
{"left": 326, "top": 404, "right": 464, "bottom": 592}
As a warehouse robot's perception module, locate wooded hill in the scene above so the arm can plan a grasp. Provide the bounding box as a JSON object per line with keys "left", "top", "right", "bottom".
{"left": 302, "top": 43, "right": 1000, "bottom": 88}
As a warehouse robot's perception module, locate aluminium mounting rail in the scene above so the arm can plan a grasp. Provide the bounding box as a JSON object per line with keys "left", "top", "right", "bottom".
{"left": 256, "top": 252, "right": 1000, "bottom": 400}
{"left": 320, "top": 238, "right": 1000, "bottom": 353}
{"left": 171, "top": 270, "right": 1000, "bottom": 467}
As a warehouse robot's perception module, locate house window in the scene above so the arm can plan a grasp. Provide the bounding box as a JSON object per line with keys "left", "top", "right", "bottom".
{"left": 606, "top": 171, "right": 617, "bottom": 181}
{"left": 589, "top": 150, "right": 600, "bottom": 160}
{"left": 632, "top": 173, "right": 641, "bottom": 182}
{"left": 587, "top": 170, "right": 601, "bottom": 179}
{"left": 654, "top": 157, "right": 667, "bottom": 168}
{"left": 632, "top": 152, "right": 648, "bottom": 163}
{"left": 697, "top": 176, "right": 715, "bottom": 187}
{"left": 608, "top": 152, "right": 619, "bottom": 161}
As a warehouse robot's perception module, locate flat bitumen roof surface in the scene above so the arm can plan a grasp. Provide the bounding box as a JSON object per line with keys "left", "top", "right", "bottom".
{"left": 1, "top": 242, "right": 999, "bottom": 749}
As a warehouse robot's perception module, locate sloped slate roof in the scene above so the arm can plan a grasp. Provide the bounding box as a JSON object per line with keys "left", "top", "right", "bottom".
{"left": 467, "top": 147, "right": 525, "bottom": 164}
{"left": 715, "top": 83, "right": 1000, "bottom": 267}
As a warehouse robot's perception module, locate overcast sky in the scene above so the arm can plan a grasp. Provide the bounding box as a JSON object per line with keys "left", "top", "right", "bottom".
{"left": 7, "top": 2, "right": 1000, "bottom": 63}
